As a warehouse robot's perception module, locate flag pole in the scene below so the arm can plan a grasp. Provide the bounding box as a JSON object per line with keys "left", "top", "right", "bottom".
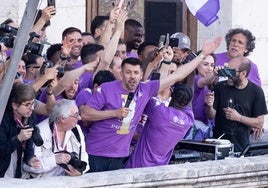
{"left": 0, "top": 0, "right": 40, "bottom": 123}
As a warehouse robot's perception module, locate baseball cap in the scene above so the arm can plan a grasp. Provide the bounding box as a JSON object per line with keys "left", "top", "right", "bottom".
{"left": 170, "top": 32, "right": 191, "bottom": 50}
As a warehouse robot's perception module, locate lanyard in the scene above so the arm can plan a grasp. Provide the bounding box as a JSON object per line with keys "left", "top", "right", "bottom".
{"left": 14, "top": 115, "right": 27, "bottom": 149}
{"left": 52, "top": 123, "right": 66, "bottom": 152}
{"left": 13, "top": 115, "right": 26, "bottom": 129}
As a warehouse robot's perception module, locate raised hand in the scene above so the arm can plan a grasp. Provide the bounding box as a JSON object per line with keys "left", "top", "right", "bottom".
{"left": 202, "top": 37, "right": 222, "bottom": 56}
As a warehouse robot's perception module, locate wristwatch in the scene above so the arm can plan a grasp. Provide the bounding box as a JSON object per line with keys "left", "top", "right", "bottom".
{"left": 198, "top": 53, "right": 206, "bottom": 60}
{"left": 161, "top": 60, "right": 171, "bottom": 65}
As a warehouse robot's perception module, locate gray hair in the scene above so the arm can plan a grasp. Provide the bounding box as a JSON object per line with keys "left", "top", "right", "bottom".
{"left": 49, "top": 99, "right": 76, "bottom": 124}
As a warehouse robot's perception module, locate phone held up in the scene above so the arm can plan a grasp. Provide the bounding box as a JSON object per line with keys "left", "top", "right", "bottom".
{"left": 47, "top": 0, "right": 56, "bottom": 15}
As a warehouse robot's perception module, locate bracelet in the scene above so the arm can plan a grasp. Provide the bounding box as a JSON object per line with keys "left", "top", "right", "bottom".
{"left": 161, "top": 61, "right": 171, "bottom": 65}
{"left": 46, "top": 90, "right": 54, "bottom": 96}
{"left": 198, "top": 53, "right": 206, "bottom": 60}
{"left": 60, "top": 53, "right": 71, "bottom": 61}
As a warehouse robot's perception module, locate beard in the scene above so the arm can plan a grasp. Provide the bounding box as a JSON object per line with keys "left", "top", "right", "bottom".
{"left": 227, "top": 76, "right": 242, "bottom": 87}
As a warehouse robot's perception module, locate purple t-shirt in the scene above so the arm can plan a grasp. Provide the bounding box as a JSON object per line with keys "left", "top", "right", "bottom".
{"left": 192, "top": 75, "right": 210, "bottom": 124}
{"left": 72, "top": 60, "right": 83, "bottom": 69}
{"left": 75, "top": 88, "right": 93, "bottom": 136}
{"left": 76, "top": 88, "right": 93, "bottom": 107}
{"left": 86, "top": 80, "right": 159, "bottom": 157}
{"left": 126, "top": 51, "right": 138, "bottom": 58}
{"left": 36, "top": 88, "right": 64, "bottom": 123}
{"left": 215, "top": 52, "right": 261, "bottom": 86}
{"left": 125, "top": 97, "right": 194, "bottom": 168}
{"left": 78, "top": 72, "right": 94, "bottom": 92}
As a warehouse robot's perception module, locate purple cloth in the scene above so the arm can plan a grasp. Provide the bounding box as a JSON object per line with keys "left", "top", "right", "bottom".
{"left": 192, "top": 75, "right": 210, "bottom": 124}
{"left": 23, "top": 79, "right": 35, "bottom": 85}
{"left": 78, "top": 72, "right": 94, "bottom": 92}
{"left": 36, "top": 88, "right": 64, "bottom": 123}
{"left": 126, "top": 51, "right": 138, "bottom": 58}
{"left": 125, "top": 98, "right": 194, "bottom": 168}
{"left": 186, "top": 0, "right": 220, "bottom": 27}
{"left": 72, "top": 60, "right": 83, "bottom": 69}
{"left": 86, "top": 80, "right": 159, "bottom": 158}
{"left": 6, "top": 49, "right": 13, "bottom": 58}
{"left": 75, "top": 88, "right": 94, "bottom": 136}
{"left": 215, "top": 52, "right": 261, "bottom": 86}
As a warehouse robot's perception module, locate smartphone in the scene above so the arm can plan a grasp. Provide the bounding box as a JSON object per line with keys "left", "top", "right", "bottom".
{"left": 164, "top": 33, "right": 169, "bottom": 48}
{"left": 158, "top": 35, "right": 166, "bottom": 50}
{"left": 118, "top": 0, "right": 124, "bottom": 9}
{"left": 47, "top": 0, "right": 56, "bottom": 15}
{"left": 151, "top": 71, "right": 161, "bottom": 80}
{"left": 169, "top": 38, "right": 179, "bottom": 48}
{"left": 218, "top": 68, "right": 236, "bottom": 78}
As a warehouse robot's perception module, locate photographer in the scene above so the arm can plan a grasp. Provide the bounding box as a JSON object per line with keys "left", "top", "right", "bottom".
{"left": 0, "top": 83, "right": 40, "bottom": 178}
{"left": 206, "top": 57, "right": 267, "bottom": 152}
{"left": 23, "top": 99, "right": 89, "bottom": 177}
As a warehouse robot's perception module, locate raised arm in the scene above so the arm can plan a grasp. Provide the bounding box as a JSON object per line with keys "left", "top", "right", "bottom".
{"left": 159, "top": 37, "right": 222, "bottom": 93}
{"left": 94, "top": 9, "right": 128, "bottom": 77}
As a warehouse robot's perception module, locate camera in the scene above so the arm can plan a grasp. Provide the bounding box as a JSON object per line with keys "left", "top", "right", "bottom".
{"left": 0, "top": 23, "right": 18, "bottom": 48}
{"left": 40, "top": 60, "right": 64, "bottom": 79}
{"left": 218, "top": 68, "right": 236, "bottom": 78}
{"left": 24, "top": 32, "right": 44, "bottom": 56}
{"left": 181, "top": 51, "right": 197, "bottom": 64}
{"left": 0, "top": 24, "right": 44, "bottom": 56}
{"left": 57, "top": 151, "right": 87, "bottom": 173}
{"left": 23, "top": 125, "right": 44, "bottom": 146}
{"left": 150, "top": 71, "right": 160, "bottom": 80}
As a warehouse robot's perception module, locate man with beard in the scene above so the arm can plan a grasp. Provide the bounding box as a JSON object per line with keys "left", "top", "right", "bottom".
{"left": 206, "top": 57, "right": 267, "bottom": 152}
{"left": 61, "top": 27, "right": 83, "bottom": 69}
{"left": 124, "top": 19, "right": 144, "bottom": 58}
{"left": 215, "top": 28, "right": 261, "bottom": 86}
{"left": 80, "top": 36, "right": 221, "bottom": 172}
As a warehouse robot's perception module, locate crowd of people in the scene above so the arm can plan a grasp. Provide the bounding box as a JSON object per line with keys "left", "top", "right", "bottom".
{"left": 0, "top": 0, "right": 267, "bottom": 179}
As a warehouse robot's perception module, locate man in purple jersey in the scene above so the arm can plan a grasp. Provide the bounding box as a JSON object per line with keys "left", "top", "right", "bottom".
{"left": 76, "top": 70, "right": 116, "bottom": 136}
{"left": 61, "top": 27, "right": 83, "bottom": 69}
{"left": 80, "top": 37, "right": 221, "bottom": 172}
{"left": 125, "top": 84, "right": 194, "bottom": 168}
{"left": 215, "top": 28, "right": 261, "bottom": 86}
{"left": 78, "top": 43, "right": 104, "bottom": 91}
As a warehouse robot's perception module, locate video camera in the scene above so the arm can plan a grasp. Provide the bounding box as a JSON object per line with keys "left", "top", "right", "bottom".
{"left": 40, "top": 60, "right": 64, "bottom": 79}
{"left": 0, "top": 23, "right": 18, "bottom": 48}
{"left": 218, "top": 68, "right": 236, "bottom": 78}
{"left": 0, "top": 23, "right": 44, "bottom": 56}
{"left": 57, "top": 151, "right": 87, "bottom": 173}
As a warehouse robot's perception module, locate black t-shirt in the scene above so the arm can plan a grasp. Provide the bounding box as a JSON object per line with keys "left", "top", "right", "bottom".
{"left": 213, "top": 81, "right": 267, "bottom": 152}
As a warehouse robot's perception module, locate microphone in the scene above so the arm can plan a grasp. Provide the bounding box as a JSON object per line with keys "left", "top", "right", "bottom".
{"left": 124, "top": 92, "right": 134, "bottom": 108}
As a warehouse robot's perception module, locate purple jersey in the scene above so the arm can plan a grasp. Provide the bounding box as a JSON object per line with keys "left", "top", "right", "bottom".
{"left": 78, "top": 72, "right": 94, "bottom": 92}
{"left": 215, "top": 52, "right": 261, "bottom": 86}
{"left": 75, "top": 88, "right": 94, "bottom": 136}
{"left": 125, "top": 97, "right": 194, "bottom": 168}
{"left": 72, "top": 60, "right": 83, "bottom": 69}
{"left": 86, "top": 80, "right": 159, "bottom": 157}
{"left": 192, "top": 75, "right": 210, "bottom": 124}
{"left": 76, "top": 88, "right": 93, "bottom": 107}
{"left": 126, "top": 51, "right": 138, "bottom": 58}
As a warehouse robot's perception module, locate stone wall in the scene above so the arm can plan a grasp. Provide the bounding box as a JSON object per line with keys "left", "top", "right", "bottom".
{"left": 99, "top": 0, "right": 144, "bottom": 25}
{"left": 1, "top": 156, "right": 268, "bottom": 188}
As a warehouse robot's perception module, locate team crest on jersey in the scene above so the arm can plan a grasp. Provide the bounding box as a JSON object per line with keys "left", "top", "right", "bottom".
{"left": 96, "top": 87, "right": 102, "bottom": 93}
{"left": 85, "top": 88, "right": 92, "bottom": 94}
{"left": 173, "top": 115, "right": 185, "bottom": 126}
